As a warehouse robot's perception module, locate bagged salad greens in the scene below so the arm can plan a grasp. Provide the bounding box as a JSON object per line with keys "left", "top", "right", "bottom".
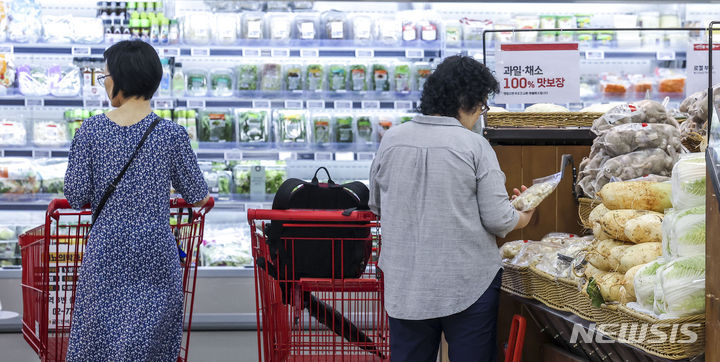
{"left": 511, "top": 172, "right": 561, "bottom": 211}
{"left": 185, "top": 69, "right": 208, "bottom": 96}
{"left": 0, "top": 158, "right": 40, "bottom": 194}
{"left": 350, "top": 64, "right": 367, "bottom": 91}
{"left": 260, "top": 63, "right": 283, "bottom": 91}
{"left": 394, "top": 64, "right": 411, "bottom": 93}
{"left": 334, "top": 115, "right": 354, "bottom": 143}
{"left": 235, "top": 109, "right": 269, "bottom": 143}
{"left": 328, "top": 64, "right": 347, "bottom": 92}
{"left": 284, "top": 64, "right": 303, "bottom": 91}
{"left": 210, "top": 68, "right": 234, "bottom": 97}
{"left": 306, "top": 64, "right": 325, "bottom": 91}
{"left": 232, "top": 162, "right": 286, "bottom": 195}
{"left": 356, "top": 115, "right": 374, "bottom": 143}
{"left": 312, "top": 113, "right": 332, "bottom": 144}
{"left": 197, "top": 111, "right": 234, "bottom": 143}
{"left": 275, "top": 110, "right": 308, "bottom": 144}
{"left": 236, "top": 64, "right": 258, "bottom": 91}
{"left": 372, "top": 64, "right": 390, "bottom": 91}
{"left": 414, "top": 63, "right": 432, "bottom": 92}
{"left": 34, "top": 159, "right": 67, "bottom": 194}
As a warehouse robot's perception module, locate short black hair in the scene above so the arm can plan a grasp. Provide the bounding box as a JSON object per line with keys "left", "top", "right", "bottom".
{"left": 419, "top": 55, "right": 499, "bottom": 118}
{"left": 103, "top": 40, "right": 162, "bottom": 100}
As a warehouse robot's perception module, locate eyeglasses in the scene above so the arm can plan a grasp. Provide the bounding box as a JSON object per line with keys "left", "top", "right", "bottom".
{"left": 96, "top": 74, "right": 109, "bottom": 87}
{"left": 480, "top": 103, "right": 490, "bottom": 118}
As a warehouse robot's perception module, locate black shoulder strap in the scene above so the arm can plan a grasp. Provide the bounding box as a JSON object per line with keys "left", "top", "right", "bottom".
{"left": 271, "top": 178, "right": 308, "bottom": 210}
{"left": 91, "top": 117, "right": 161, "bottom": 226}
{"left": 342, "top": 181, "right": 370, "bottom": 209}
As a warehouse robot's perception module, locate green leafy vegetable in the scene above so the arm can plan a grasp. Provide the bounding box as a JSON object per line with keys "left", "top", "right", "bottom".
{"left": 587, "top": 278, "right": 604, "bottom": 307}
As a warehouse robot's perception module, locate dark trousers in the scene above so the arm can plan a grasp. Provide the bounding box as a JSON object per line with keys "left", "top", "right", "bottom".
{"left": 388, "top": 269, "right": 503, "bottom": 362}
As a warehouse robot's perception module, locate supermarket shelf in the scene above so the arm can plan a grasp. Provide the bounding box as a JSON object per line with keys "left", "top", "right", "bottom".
{"left": 0, "top": 95, "right": 97, "bottom": 107}
{"left": 174, "top": 96, "right": 418, "bottom": 110}
{"left": 483, "top": 127, "right": 596, "bottom": 145}
{"left": 0, "top": 42, "right": 441, "bottom": 59}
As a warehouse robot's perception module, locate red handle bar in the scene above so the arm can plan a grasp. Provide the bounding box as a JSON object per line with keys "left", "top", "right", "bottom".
{"left": 47, "top": 197, "right": 215, "bottom": 215}
{"left": 247, "top": 209, "right": 376, "bottom": 224}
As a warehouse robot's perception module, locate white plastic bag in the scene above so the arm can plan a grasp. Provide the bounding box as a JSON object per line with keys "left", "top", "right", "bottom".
{"left": 670, "top": 153, "right": 706, "bottom": 209}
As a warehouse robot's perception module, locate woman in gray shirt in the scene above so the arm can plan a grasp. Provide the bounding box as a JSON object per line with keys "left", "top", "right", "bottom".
{"left": 369, "top": 55, "right": 535, "bottom": 362}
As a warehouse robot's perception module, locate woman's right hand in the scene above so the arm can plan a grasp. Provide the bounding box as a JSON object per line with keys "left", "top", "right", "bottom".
{"left": 511, "top": 185, "right": 536, "bottom": 230}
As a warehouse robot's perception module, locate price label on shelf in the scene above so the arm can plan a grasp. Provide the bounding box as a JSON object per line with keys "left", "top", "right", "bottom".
{"left": 405, "top": 49, "right": 424, "bottom": 59}
{"left": 0, "top": 45, "right": 14, "bottom": 53}
{"left": 83, "top": 99, "right": 103, "bottom": 108}
{"left": 356, "top": 152, "right": 375, "bottom": 161}
{"left": 307, "top": 100, "right": 325, "bottom": 109}
{"left": 334, "top": 100, "right": 353, "bottom": 109}
{"left": 495, "top": 43, "right": 580, "bottom": 104}
{"left": 186, "top": 99, "right": 206, "bottom": 109}
{"left": 686, "top": 43, "right": 720, "bottom": 95}
{"left": 252, "top": 100, "right": 271, "bottom": 109}
{"left": 656, "top": 50, "right": 676, "bottom": 61}
{"left": 33, "top": 150, "right": 51, "bottom": 158}
{"left": 25, "top": 98, "right": 44, "bottom": 107}
{"left": 154, "top": 99, "right": 174, "bottom": 109}
{"left": 284, "top": 100, "right": 303, "bottom": 109}
{"left": 191, "top": 48, "right": 210, "bottom": 57}
{"left": 243, "top": 48, "right": 261, "bottom": 57}
{"left": 394, "top": 101, "right": 413, "bottom": 110}
{"left": 224, "top": 151, "right": 243, "bottom": 160}
{"left": 335, "top": 152, "right": 354, "bottom": 161}
{"left": 355, "top": 49, "right": 374, "bottom": 58}
{"left": 300, "top": 48, "right": 319, "bottom": 58}
{"left": 162, "top": 48, "right": 181, "bottom": 57}
{"left": 584, "top": 50, "right": 604, "bottom": 60}
{"left": 71, "top": 46, "right": 91, "bottom": 56}
{"left": 271, "top": 48, "right": 290, "bottom": 58}
{"left": 361, "top": 101, "right": 380, "bottom": 109}
{"left": 278, "top": 152, "right": 294, "bottom": 161}
{"left": 315, "top": 152, "right": 333, "bottom": 161}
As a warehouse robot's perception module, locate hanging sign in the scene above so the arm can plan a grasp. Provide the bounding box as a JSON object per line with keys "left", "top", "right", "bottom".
{"left": 686, "top": 43, "right": 720, "bottom": 95}
{"left": 494, "top": 43, "right": 580, "bottom": 104}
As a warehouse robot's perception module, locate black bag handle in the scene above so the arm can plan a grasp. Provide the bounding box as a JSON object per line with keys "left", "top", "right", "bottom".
{"left": 91, "top": 117, "right": 161, "bottom": 227}
{"left": 271, "top": 178, "right": 308, "bottom": 210}
{"left": 311, "top": 167, "right": 335, "bottom": 185}
{"left": 342, "top": 181, "right": 370, "bottom": 210}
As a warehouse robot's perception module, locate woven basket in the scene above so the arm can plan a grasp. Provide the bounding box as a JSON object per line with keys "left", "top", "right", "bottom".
{"left": 529, "top": 265, "right": 609, "bottom": 322}
{"left": 500, "top": 263, "right": 534, "bottom": 299}
{"left": 578, "top": 197, "right": 602, "bottom": 230}
{"left": 595, "top": 306, "right": 705, "bottom": 360}
{"left": 485, "top": 112, "right": 603, "bottom": 128}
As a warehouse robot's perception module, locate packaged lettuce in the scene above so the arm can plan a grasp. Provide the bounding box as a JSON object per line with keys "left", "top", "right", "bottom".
{"left": 236, "top": 64, "right": 258, "bottom": 91}
{"left": 350, "top": 64, "right": 367, "bottom": 91}
{"left": 185, "top": 69, "right": 208, "bottom": 96}
{"left": 211, "top": 68, "right": 234, "bottom": 97}
{"left": 395, "top": 63, "right": 411, "bottom": 93}
{"left": 312, "top": 114, "right": 332, "bottom": 144}
{"left": 204, "top": 170, "right": 232, "bottom": 195}
{"left": 261, "top": 63, "right": 283, "bottom": 91}
{"left": 285, "top": 64, "right": 303, "bottom": 92}
{"left": 236, "top": 109, "right": 269, "bottom": 143}
{"left": 668, "top": 206, "right": 706, "bottom": 258}
{"left": 328, "top": 64, "right": 347, "bottom": 92}
{"left": 414, "top": 62, "right": 432, "bottom": 92}
{"left": 198, "top": 111, "right": 234, "bottom": 142}
{"left": 356, "top": 115, "right": 373, "bottom": 143}
{"left": 275, "top": 110, "right": 307, "bottom": 144}
{"left": 377, "top": 115, "right": 394, "bottom": 142}
{"left": 372, "top": 64, "right": 390, "bottom": 91}
{"left": 659, "top": 255, "right": 706, "bottom": 317}
{"left": 306, "top": 64, "right": 324, "bottom": 91}
{"left": 334, "top": 115, "right": 354, "bottom": 143}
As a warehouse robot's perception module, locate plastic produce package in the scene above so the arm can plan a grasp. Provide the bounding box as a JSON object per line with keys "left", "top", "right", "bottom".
{"left": 658, "top": 255, "right": 705, "bottom": 317}
{"left": 236, "top": 64, "right": 258, "bottom": 91}
{"left": 327, "top": 64, "right": 347, "bottom": 92}
{"left": 591, "top": 101, "right": 678, "bottom": 135}
{"left": 284, "top": 64, "right": 303, "bottom": 91}
{"left": 232, "top": 162, "right": 286, "bottom": 195}
{"left": 671, "top": 153, "right": 706, "bottom": 209}
{"left": 312, "top": 113, "right": 332, "bottom": 145}
{"left": 274, "top": 110, "right": 308, "bottom": 145}
{"left": 593, "top": 123, "right": 681, "bottom": 158}
{"left": 267, "top": 13, "right": 292, "bottom": 42}
{"left": 0, "top": 158, "right": 40, "bottom": 194}
{"left": 7, "top": 0, "right": 41, "bottom": 43}
{"left": 17, "top": 65, "right": 50, "bottom": 96}
{"left": 394, "top": 63, "right": 411, "bottom": 93}
{"left": 594, "top": 148, "right": 677, "bottom": 192}
{"left": 260, "top": 63, "right": 283, "bottom": 91}
{"left": 203, "top": 169, "right": 232, "bottom": 195}
{"left": 667, "top": 206, "right": 706, "bottom": 258}
{"left": 197, "top": 111, "right": 234, "bottom": 143}
{"left": 235, "top": 109, "right": 269, "bottom": 144}
{"left": 632, "top": 259, "right": 665, "bottom": 310}
{"left": 500, "top": 240, "right": 529, "bottom": 261}
{"left": 349, "top": 64, "right": 367, "bottom": 92}
{"left": 305, "top": 64, "right": 324, "bottom": 91}
{"left": 183, "top": 13, "right": 212, "bottom": 44}
{"left": 524, "top": 103, "right": 570, "bottom": 113}
{"left": 242, "top": 12, "right": 264, "bottom": 40}
{"left": 33, "top": 120, "right": 68, "bottom": 147}
{"left": 371, "top": 64, "right": 390, "bottom": 92}
{"left": 355, "top": 115, "right": 374, "bottom": 144}
{"left": 212, "top": 13, "right": 238, "bottom": 44}
{"left": 351, "top": 15, "right": 372, "bottom": 42}
{"left": 333, "top": 115, "right": 353, "bottom": 143}
{"left": 72, "top": 17, "right": 104, "bottom": 44}
{"left": 49, "top": 65, "right": 81, "bottom": 97}
{"left": 509, "top": 241, "right": 562, "bottom": 267}
{"left": 323, "top": 11, "right": 347, "bottom": 40}
{"left": 35, "top": 158, "right": 67, "bottom": 194}
{"left": 0, "top": 119, "right": 27, "bottom": 146}
{"left": 210, "top": 69, "right": 234, "bottom": 97}
{"left": 0, "top": 54, "right": 15, "bottom": 94}
{"left": 374, "top": 17, "right": 400, "bottom": 44}
{"left": 41, "top": 15, "right": 73, "bottom": 43}
{"left": 511, "top": 172, "right": 561, "bottom": 211}
{"left": 294, "top": 13, "right": 318, "bottom": 40}
{"left": 185, "top": 69, "right": 208, "bottom": 96}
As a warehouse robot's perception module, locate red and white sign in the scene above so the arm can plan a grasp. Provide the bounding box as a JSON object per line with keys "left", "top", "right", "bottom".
{"left": 686, "top": 43, "right": 720, "bottom": 95}
{"left": 494, "top": 43, "right": 580, "bottom": 104}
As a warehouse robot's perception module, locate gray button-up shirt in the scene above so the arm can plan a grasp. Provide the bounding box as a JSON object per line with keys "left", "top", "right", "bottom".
{"left": 369, "top": 115, "right": 519, "bottom": 320}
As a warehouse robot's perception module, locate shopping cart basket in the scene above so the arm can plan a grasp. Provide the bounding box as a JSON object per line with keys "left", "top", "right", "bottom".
{"left": 19, "top": 197, "right": 214, "bottom": 362}
{"left": 248, "top": 209, "right": 390, "bottom": 361}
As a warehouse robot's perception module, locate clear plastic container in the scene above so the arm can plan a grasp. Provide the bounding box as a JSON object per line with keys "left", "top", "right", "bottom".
{"left": 375, "top": 17, "right": 400, "bottom": 44}
{"left": 377, "top": 114, "right": 395, "bottom": 142}
{"left": 305, "top": 64, "right": 325, "bottom": 92}
{"left": 515, "top": 16, "right": 539, "bottom": 42}
{"left": 235, "top": 109, "right": 270, "bottom": 144}
{"left": 242, "top": 12, "right": 264, "bottom": 39}
{"left": 210, "top": 68, "right": 234, "bottom": 97}
{"left": 355, "top": 114, "right": 375, "bottom": 145}
{"left": 284, "top": 64, "right": 303, "bottom": 92}
{"left": 185, "top": 69, "right": 208, "bottom": 96}
{"left": 327, "top": 64, "right": 348, "bottom": 92}
{"left": 414, "top": 62, "right": 432, "bottom": 92}
{"left": 371, "top": 63, "right": 391, "bottom": 92}
{"left": 260, "top": 63, "right": 283, "bottom": 91}
{"left": 539, "top": 15, "right": 556, "bottom": 29}
{"left": 236, "top": 64, "right": 259, "bottom": 91}
{"left": 394, "top": 63, "right": 411, "bottom": 93}
{"left": 197, "top": 110, "right": 234, "bottom": 143}
{"left": 33, "top": 120, "right": 69, "bottom": 147}
{"left": 311, "top": 113, "right": 332, "bottom": 145}
{"left": 49, "top": 65, "right": 81, "bottom": 97}
{"left": 333, "top": 114, "right": 354, "bottom": 143}
{"left": 183, "top": 12, "right": 212, "bottom": 44}
{"left": 294, "top": 13, "right": 319, "bottom": 40}
{"left": 444, "top": 20, "right": 462, "bottom": 47}
{"left": 323, "top": 10, "right": 347, "bottom": 40}
{"left": 352, "top": 15, "right": 373, "bottom": 43}
{"left": 267, "top": 13, "right": 292, "bottom": 42}
{"left": 213, "top": 13, "right": 238, "bottom": 45}
{"left": 0, "top": 118, "right": 27, "bottom": 146}
{"left": 274, "top": 109, "right": 308, "bottom": 145}
{"left": 349, "top": 63, "right": 368, "bottom": 92}
{"left": 17, "top": 65, "right": 50, "bottom": 97}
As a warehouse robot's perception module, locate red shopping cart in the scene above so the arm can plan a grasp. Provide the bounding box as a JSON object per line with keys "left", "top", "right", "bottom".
{"left": 248, "top": 209, "right": 390, "bottom": 361}
{"left": 19, "top": 197, "right": 214, "bottom": 362}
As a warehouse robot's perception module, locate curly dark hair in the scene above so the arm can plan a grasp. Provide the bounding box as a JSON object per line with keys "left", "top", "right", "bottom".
{"left": 419, "top": 55, "right": 499, "bottom": 118}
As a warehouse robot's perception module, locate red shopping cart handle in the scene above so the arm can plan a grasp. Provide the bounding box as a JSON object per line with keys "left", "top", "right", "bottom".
{"left": 247, "top": 209, "right": 376, "bottom": 224}
{"left": 47, "top": 197, "right": 215, "bottom": 215}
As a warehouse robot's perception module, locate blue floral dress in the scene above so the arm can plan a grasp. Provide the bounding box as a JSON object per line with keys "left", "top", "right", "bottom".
{"left": 64, "top": 112, "right": 208, "bottom": 362}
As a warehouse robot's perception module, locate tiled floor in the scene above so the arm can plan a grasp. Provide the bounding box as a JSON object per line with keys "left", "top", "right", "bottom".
{"left": 0, "top": 331, "right": 259, "bottom": 362}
